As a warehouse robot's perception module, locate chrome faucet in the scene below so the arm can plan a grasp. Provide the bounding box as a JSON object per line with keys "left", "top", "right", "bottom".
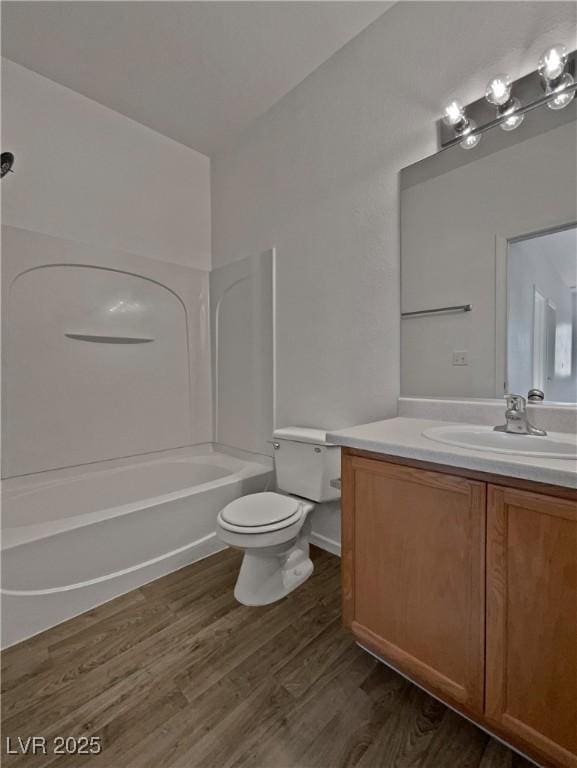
{"left": 494, "top": 394, "right": 547, "bottom": 436}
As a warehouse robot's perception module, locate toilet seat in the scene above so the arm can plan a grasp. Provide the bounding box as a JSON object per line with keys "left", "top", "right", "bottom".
{"left": 218, "top": 492, "right": 303, "bottom": 533}
{"left": 216, "top": 490, "right": 316, "bottom": 606}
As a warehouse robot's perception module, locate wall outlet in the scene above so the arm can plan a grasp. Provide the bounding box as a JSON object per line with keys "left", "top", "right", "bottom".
{"left": 452, "top": 350, "right": 469, "bottom": 366}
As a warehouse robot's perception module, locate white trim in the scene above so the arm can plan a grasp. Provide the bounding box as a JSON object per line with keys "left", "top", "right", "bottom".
{"left": 310, "top": 531, "right": 341, "bottom": 557}
{"left": 532, "top": 286, "right": 546, "bottom": 391}
{"left": 271, "top": 246, "right": 278, "bottom": 432}
{"left": 494, "top": 236, "right": 508, "bottom": 397}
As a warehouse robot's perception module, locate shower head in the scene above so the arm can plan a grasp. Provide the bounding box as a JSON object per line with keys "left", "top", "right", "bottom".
{"left": 1, "top": 152, "right": 15, "bottom": 178}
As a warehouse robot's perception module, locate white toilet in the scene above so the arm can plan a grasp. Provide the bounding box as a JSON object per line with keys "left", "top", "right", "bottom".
{"left": 216, "top": 427, "right": 340, "bottom": 606}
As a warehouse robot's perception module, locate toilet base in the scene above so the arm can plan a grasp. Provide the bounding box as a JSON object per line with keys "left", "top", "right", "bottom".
{"left": 233, "top": 542, "right": 314, "bottom": 606}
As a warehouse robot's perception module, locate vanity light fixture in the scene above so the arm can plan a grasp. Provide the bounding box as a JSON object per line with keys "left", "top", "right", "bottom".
{"left": 485, "top": 73, "right": 524, "bottom": 131}
{"left": 441, "top": 44, "right": 576, "bottom": 149}
{"left": 539, "top": 44, "right": 575, "bottom": 110}
{"left": 442, "top": 99, "right": 481, "bottom": 149}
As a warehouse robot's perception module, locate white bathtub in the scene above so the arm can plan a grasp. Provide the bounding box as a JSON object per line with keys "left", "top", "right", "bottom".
{"left": 1, "top": 447, "right": 273, "bottom": 648}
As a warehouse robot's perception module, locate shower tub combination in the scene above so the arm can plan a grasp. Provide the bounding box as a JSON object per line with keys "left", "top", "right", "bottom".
{"left": 1, "top": 447, "right": 273, "bottom": 648}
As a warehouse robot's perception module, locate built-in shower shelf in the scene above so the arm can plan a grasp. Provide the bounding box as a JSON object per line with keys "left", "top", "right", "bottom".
{"left": 65, "top": 333, "right": 154, "bottom": 344}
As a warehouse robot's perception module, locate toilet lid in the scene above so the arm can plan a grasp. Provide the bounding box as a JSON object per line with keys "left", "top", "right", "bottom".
{"left": 220, "top": 492, "right": 301, "bottom": 528}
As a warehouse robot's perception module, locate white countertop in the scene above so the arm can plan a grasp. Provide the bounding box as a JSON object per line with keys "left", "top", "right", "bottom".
{"left": 327, "top": 417, "right": 577, "bottom": 489}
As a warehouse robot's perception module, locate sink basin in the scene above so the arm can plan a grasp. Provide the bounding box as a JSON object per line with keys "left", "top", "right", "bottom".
{"left": 422, "top": 425, "right": 577, "bottom": 459}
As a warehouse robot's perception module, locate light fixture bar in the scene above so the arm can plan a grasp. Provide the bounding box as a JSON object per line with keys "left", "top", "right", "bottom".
{"left": 442, "top": 79, "right": 577, "bottom": 149}
{"left": 439, "top": 47, "right": 576, "bottom": 149}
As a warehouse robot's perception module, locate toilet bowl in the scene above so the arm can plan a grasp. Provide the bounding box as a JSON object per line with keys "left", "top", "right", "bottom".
{"left": 216, "top": 427, "right": 340, "bottom": 606}
{"left": 217, "top": 492, "right": 315, "bottom": 605}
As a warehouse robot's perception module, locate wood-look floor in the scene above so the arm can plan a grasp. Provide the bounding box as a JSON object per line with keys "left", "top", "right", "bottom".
{"left": 2, "top": 547, "right": 534, "bottom": 768}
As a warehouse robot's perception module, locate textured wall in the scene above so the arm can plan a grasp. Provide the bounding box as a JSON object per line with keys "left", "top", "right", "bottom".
{"left": 211, "top": 2, "right": 577, "bottom": 434}
{"left": 2, "top": 59, "right": 211, "bottom": 270}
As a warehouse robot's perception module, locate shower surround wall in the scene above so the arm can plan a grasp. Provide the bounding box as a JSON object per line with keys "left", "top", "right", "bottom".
{"left": 1, "top": 58, "right": 212, "bottom": 476}
{"left": 210, "top": 250, "right": 275, "bottom": 458}
{"left": 1, "top": 226, "right": 211, "bottom": 477}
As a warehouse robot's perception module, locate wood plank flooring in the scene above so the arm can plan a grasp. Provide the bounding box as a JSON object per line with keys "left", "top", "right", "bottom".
{"left": 1, "top": 547, "right": 534, "bottom": 768}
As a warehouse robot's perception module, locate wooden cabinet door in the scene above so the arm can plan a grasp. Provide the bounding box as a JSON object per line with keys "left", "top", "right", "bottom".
{"left": 342, "top": 453, "right": 486, "bottom": 714}
{"left": 486, "top": 485, "right": 577, "bottom": 768}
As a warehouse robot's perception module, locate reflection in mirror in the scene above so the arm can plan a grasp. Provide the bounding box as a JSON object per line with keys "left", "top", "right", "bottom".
{"left": 401, "top": 100, "right": 577, "bottom": 404}
{"left": 507, "top": 226, "right": 577, "bottom": 402}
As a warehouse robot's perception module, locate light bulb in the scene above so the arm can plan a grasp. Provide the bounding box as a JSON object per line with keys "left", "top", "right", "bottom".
{"left": 538, "top": 44, "right": 568, "bottom": 82}
{"left": 442, "top": 99, "right": 466, "bottom": 127}
{"left": 485, "top": 74, "right": 512, "bottom": 106}
{"left": 546, "top": 72, "right": 575, "bottom": 110}
{"left": 459, "top": 121, "right": 481, "bottom": 150}
{"left": 499, "top": 98, "right": 524, "bottom": 131}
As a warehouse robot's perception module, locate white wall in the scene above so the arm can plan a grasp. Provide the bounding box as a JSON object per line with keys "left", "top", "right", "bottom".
{"left": 2, "top": 59, "right": 211, "bottom": 270}
{"left": 211, "top": 1, "right": 576, "bottom": 545}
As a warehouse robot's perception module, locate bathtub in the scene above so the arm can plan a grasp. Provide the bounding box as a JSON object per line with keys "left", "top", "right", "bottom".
{"left": 1, "top": 446, "right": 273, "bottom": 648}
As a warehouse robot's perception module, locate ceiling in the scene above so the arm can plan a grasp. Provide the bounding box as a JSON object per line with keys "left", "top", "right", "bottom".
{"left": 1, "top": 1, "right": 391, "bottom": 156}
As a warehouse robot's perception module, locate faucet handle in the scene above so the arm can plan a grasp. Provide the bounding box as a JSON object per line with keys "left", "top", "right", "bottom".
{"left": 505, "top": 393, "right": 526, "bottom": 412}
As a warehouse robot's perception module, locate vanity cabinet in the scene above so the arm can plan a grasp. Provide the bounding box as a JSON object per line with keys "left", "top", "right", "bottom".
{"left": 342, "top": 454, "right": 486, "bottom": 713}
{"left": 485, "top": 485, "right": 577, "bottom": 767}
{"left": 341, "top": 448, "right": 577, "bottom": 768}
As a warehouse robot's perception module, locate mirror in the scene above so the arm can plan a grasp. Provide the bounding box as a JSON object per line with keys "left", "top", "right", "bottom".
{"left": 507, "top": 227, "right": 576, "bottom": 401}
{"left": 400, "top": 106, "right": 577, "bottom": 404}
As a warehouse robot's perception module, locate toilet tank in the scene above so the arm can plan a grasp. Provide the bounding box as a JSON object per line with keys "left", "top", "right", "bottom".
{"left": 273, "top": 427, "right": 340, "bottom": 502}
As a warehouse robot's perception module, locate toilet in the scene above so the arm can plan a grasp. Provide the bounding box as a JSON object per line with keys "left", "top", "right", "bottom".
{"left": 216, "top": 427, "right": 340, "bottom": 606}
